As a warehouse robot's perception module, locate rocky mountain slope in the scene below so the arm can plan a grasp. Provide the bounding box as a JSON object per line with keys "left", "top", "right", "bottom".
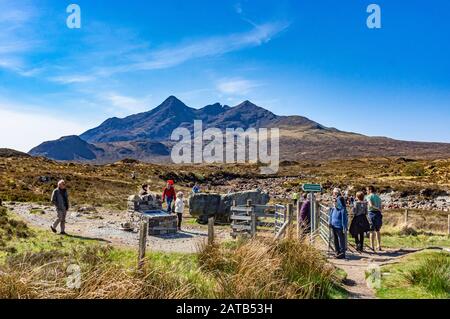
{"left": 29, "top": 96, "right": 450, "bottom": 163}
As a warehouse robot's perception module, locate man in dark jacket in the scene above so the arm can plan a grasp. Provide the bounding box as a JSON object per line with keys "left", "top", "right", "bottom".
{"left": 329, "top": 188, "right": 348, "bottom": 259}
{"left": 50, "top": 180, "right": 69, "bottom": 235}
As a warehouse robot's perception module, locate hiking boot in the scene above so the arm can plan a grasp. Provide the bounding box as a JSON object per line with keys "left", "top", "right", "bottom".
{"left": 60, "top": 231, "right": 67, "bottom": 236}
{"left": 50, "top": 226, "right": 57, "bottom": 233}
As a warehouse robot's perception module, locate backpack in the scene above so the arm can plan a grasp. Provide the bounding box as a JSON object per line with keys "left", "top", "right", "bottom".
{"left": 353, "top": 201, "right": 368, "bottom": 217}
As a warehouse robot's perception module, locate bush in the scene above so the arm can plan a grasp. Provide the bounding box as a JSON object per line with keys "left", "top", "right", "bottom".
{"left": 403, "top": 163, "right": 426, "bottom": 177}
{"left": 0, "top": 208, "right": 32, "bottom": 244}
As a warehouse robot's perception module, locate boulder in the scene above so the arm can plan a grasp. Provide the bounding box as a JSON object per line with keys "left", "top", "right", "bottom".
{"left": 189, "top": 193, "right": 222, "bottom": 219}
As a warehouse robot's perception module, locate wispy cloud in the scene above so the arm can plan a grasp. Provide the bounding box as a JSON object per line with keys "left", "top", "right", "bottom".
{"left": 49, "top": 21, "right": 290, "bottom": 83}
{"left": 96, "top": 92, "right": 153, "bottom": 116}
{"left": 217, "top": 78, "right": 263, "bottom": 95}
{"left": 0, "top": 1, "right": 41, "bottom": 73}
{"left": 49, "top": 75, "right": 97, "bottom": 84}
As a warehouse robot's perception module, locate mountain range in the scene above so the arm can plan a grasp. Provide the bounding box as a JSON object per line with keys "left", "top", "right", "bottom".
{"left": 29, "top": 96, "right": 450, "bottom": 163}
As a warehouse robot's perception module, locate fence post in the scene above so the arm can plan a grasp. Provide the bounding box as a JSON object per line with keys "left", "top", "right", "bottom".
{"left": 287, "top": 204, "right": 294, "bottom": 239}
{"left": 315, "top": 200, "right": 320, "bottom": 231}
{"left": 404, "top": 209, "right": 409, "bottom": 224}
{"left": 247, "top": 200, "right": 256, "bottom": 237}
{"left": 310, "top": 193, "right": 315, "bottom": 242}
{"left": 297, "top": 199, "right": 302, "bottom": 239}
{"left": 208, "top": 216, "right": 215, "bottom": 245}
{"left": 251, "top": 212, "right": 257, "bottom": 238}
{"left": 448, "top": 215, "right": 450, "bottom": 236}
{"left": 137, "top": 219, "right": 148, "bottom": 271}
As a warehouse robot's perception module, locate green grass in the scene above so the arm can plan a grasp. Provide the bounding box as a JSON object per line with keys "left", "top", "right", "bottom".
{"left": 381, "top": 232, "right": 450, "bottom": 249}
{"left": 376, "top": 250, "right": 450, "bottom": 299}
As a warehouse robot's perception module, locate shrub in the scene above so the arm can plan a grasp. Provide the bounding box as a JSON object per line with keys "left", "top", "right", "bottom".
{"left": 403, "top": 163, "right": 426, "bottom": 177}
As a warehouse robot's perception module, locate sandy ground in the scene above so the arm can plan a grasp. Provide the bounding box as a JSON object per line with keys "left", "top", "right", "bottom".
{"left": 5, "top": 202, "right": 231, "bottom": 254}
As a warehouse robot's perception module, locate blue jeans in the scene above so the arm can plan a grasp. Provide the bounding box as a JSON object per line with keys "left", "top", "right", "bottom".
{"left": 165, "top": 196, "right": 173, "bottom": 213}
{"left": 332, "top": 226, "right": 346, "bottom": 257}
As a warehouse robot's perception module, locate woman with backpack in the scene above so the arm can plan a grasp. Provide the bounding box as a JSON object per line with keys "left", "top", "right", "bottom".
{"left": 349, "top": 192, "right": 371, "bottom": 252}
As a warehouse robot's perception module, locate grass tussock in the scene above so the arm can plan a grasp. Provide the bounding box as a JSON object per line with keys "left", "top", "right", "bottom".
{"left": 0, "top": 233, "right": 345, "bottom": 299}
{"left": 405, "top": 253, "right": 450, "bottom": 297}
{"left": 0, "top": 206, "right": 32, "bottom": 250}
{"left": 376, "top": 250, "right": 450, "bottom": 299}
{"left": 0, "top": 246, "right": 201, "bottom": 299}
{"left": 198, "top": 236, "right": 344, "bottom": 299}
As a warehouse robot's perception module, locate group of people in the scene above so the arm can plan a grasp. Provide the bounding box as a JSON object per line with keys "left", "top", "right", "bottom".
{"left": 296, "top": 186, "right": 383, "bottom": 259}
{"left": 329, "top": 186, "right": 383, "bottom": 259}
{"left": 48, "top": 178, "right": 382, "bottom": 258}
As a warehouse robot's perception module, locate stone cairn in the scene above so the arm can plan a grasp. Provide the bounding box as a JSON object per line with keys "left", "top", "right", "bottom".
{"left": 126, "top": 193, "right": 178, "bottom": 235}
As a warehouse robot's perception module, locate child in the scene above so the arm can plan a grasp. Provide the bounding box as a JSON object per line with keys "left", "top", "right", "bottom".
{"left": 162, "top": 180, "right": 176, "bottom": 213}
{"left": 174, "top": 192, "right": 184, "bottom": 231}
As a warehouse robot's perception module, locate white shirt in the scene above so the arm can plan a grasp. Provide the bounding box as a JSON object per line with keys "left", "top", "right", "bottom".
{"left": 174, "top": 198, "right": 184, "bottom": 213}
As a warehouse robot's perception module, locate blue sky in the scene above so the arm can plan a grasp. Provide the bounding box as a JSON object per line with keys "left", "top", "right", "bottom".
{"left": 0, "top": 0, "right": 449, "bottom": 151}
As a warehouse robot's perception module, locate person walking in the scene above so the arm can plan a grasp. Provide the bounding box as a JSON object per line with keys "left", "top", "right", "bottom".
{"left": 50, "top": 180, "right": 69, "bottom": 235}
{"left": 366, "top": 186, "right": 383, "bottom": 251}
{"left": 329, "top": 188, "right": 348, "bottom": 259}
{"left": 174, "top": 192, "right": 185, "bottom": 231}
{"left": 162, "top": 180, "right": 176, "bottom": 213}
{"left": 349, "top": 192, "right": 371, "bottom": 252}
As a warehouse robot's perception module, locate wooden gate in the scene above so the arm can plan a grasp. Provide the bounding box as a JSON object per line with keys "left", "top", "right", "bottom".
{"left": 318, "top": 203, "right": 333, "bottom": 251}
{"left": 230, "top": 201, "right": 286, "bottom": 238}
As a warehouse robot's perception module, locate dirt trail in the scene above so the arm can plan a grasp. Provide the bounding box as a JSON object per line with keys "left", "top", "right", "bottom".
{"left": 5, "top": 202, "right": 230, "bottom": 254}
{"left": 327, "top": 247, "right": 421, "bottom": 299}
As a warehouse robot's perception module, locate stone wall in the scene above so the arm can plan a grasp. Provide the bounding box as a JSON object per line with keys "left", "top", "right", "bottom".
{"left": 126, "top": 192, "right": 177, "bottom": 235}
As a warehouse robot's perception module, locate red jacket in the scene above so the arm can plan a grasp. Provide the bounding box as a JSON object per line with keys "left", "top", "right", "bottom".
{"left": 162, "top": 187, "right": 176, "bottom": 201}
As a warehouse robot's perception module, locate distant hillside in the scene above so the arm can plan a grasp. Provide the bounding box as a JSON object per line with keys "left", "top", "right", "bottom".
{"left": 0, "top": 148, "right": 30, "bottom": 158}
{"left": 29, "top": 96, "right": 450, "bottom": 163}
{"left": 29, "top": 136, "right": 104, "bottom": 161}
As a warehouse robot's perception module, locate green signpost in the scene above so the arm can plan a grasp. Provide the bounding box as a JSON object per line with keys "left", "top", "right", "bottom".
{"left": 302, "top": 183, "right": 322, "bottom": 193}
{"left": 301, "top": 184, "right": 322, "bottom": 241}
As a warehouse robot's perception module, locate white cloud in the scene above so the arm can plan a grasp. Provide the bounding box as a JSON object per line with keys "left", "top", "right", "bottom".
{"left": 217, "top": 78, "right": 263, "bottom": 95}
{"left": 49, "top": 75, "right": 97, "bottom": 84}
{"left": 104, "top": 92, "right": 150, "bottom": 112}
{"left": 89, "top": 21, "right": 290, "bottom": 77}
{"left": 0, "top": 104, "right": 90, "bottom": 152}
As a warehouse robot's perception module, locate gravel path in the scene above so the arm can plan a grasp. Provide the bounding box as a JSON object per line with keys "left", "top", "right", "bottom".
{"left": 5, "top": 202, "right": 230, "bottom": 254}
{"left": 328, "top": 247, "right": 421, "bottom": 299}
